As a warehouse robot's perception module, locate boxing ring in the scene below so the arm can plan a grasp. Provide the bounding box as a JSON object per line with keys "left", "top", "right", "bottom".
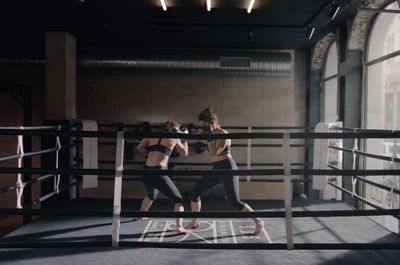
{"left": 0, "top": 122, "right": 399, "bottom": 264}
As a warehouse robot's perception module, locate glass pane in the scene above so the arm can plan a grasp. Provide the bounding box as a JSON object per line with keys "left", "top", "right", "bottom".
{"left": 366, "top": 61, "right": 400, "bottom": 130}
{"left": 324, "top": 42, "right": 338, "bottom": 78}
{"left": 397, "top": 92, "right": 400, "bottom": 130}
{"left": 323, "top": 78, "right": 338, "bottom": 122}
{"left": 367, "top": 1, "right": 400, "bottom": 62}
{"left": 365, "top": 57, "right": 400, "bottom": 233}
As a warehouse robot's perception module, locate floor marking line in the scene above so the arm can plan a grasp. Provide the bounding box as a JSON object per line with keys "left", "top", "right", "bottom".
{"left": 158, "top": 221, "right": 170, "bottom": 242}
{"left": 229, "top": 221, "right": 238, "bottom": 244}
{"left": 189, "top": 232, "right": 213, "bottom": 244}
{"left": 177, "top": 233, "right": 190, "bottom": 242}
{"left": 139, "top": 220, "right": 153, "bottom": 242}
{"left": 177, "top": 221, "right": 213, "bottom": 243}
{"left": 213, "top": 221, "right": 217, "bottom": 244}
{"left": 262, "top": 226, "right": 273, "bottom": 243}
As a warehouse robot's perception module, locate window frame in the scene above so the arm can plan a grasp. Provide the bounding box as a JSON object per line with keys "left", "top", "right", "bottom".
{"left": 322, "top": 40, "right": 339, "bottom": 122}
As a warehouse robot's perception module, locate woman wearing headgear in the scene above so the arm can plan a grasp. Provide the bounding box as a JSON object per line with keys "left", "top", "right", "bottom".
{"left": 136, "top": 120, "right": 190, "bottom": 233}
{"left": 186, "top": 108, "right": 264, "bottom": 235}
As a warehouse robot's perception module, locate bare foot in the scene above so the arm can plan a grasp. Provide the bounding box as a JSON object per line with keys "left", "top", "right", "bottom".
{"left": 253, "top": 219, "right": 264, "bottom": 235}
{"left": 176, "top": 226, "right": 191, "bottom": 234}
{"left": 132, "top": 217, "right": 145, "bottom": 222}
{"left": 184, "top": 221, "right": 200, "bottom": 230}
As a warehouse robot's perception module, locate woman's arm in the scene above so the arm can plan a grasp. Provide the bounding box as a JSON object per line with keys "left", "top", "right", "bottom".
{"left": 174, "top": 139, "right": 189, "bottom": 157}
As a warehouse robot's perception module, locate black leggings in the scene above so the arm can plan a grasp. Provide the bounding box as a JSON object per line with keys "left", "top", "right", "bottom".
{"left": 189, "top": 158, "right": 246, "bottom": 210}
{"left": 141, "top": 165, "right": 183, "bottom": 204}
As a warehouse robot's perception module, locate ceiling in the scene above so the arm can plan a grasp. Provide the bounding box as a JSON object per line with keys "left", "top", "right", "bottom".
{"left": 0, "top": 0, "right": 363, "bottom": 52}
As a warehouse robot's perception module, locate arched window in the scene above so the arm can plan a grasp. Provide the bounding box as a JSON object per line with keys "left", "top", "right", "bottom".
{"left": 322, "top": 41, "right": 338, "bottom": 122}
{"left": 365, "top": 1, "right": 400, "bottom": 233}
{"left": 366, "top": 1, "right": 400, "bottom": 132}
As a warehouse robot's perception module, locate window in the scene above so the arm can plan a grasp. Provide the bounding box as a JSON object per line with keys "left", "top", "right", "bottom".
{"left": 366, "top": 0, "right": 400, "bottom": 144}
{"left": 367, "top": 2, "right": 400, "bottom": 62}
{"left": 387, "top": 33, "right": 395, "bottom": 63}
{"left": 384, "top": 93, "right": 393, "bottom": 130}
{"left": 322, "top": 41, "right": 338, "bottom": 122}
{"left": 365, "top": 1, "right": 400, "bottom": 234}
{"left": 397, "top": 92, "right": 400, "bottom": 129}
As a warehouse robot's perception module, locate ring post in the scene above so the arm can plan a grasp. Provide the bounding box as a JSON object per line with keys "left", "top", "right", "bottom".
{"left": 54, "top": 128, "right": 62, "bottom": 194}
{"left": 351, "top": 129, "right": 359, "bottom": 197}
{"left": 112, "top": 131, "right": 124, "bottom": 247}
{"left": 247, "top": 126, "right": 252, "bottom": 182}
{"left": 16, "top": 130, "right": 25, "bottom": 209}
{"left": 283, "top": 131, "right": 294, "bottom": 250}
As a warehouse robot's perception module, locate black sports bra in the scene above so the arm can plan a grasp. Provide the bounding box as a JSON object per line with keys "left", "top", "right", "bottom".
{"left": 146, "top": 138, "right": 174, "bottom": 157}
{"left": 205, "top": 129, "right": 231, "bottom": 156}
{"left": 218, "top": 145, "right": 231, "bottom": 156}
{"left": 217, "top": 130, "right": 231, "bottom": 156}
{"left": 207, "top": 144, "right": 231, "bottom": 156}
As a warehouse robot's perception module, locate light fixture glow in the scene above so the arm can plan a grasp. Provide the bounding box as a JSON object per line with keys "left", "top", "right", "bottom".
{"left": 307, "top": 26, "right": 315, "bottom": 40}
{"left": 207, "top": 0, "right": 211, "bottom": 12}
{"left": 160, "top": 0, "right": 167, "bottom": 11}
{"left": 328, "top": 2, "right": 341, "bottom": 20}
{"left": 247, "top": 0, "right": 256, "bottom": 13}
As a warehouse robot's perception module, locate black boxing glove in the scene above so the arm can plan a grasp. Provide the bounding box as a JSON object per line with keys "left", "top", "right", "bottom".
{"left": 202, "top": 125, "right": 212, "bottom": 134}
{"left": 187, "top": 123, "right": 197, "bottom": 134}
{"left": 194, "top": 142, "right": 207, "bottom": 154}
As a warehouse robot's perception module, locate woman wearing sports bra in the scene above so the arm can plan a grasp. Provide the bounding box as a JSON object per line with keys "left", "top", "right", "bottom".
{"left": 136, "top": 120, "right": 190, "bottom": 233}
{"left": 186, "top": 108, "right": 264, "bottom": 235}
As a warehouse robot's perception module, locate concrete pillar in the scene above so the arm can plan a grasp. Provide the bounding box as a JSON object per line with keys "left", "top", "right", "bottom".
{"left": 306, "top": 68, "right": 322, "bottom": 199}
{"left": 45, "top": 32, "right": 76, "bottom": 120}
{"left": 338, "top": 22, "right": 363, "bottom": 208}
{"left": 342, "top": 49, "right": 363, "bottom": 207}
{"left": 293, "top": 50, "right": 307, "bottom": 126}
{"left": 345, "top": 50, "right": 362, "bottom": 129}
{"left": 307, "top": 69, "right": 322, "bottom": 128}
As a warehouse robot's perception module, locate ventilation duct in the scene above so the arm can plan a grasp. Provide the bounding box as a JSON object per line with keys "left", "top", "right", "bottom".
{"left": 0, "top": 50, "right": 291, "bottom": 77}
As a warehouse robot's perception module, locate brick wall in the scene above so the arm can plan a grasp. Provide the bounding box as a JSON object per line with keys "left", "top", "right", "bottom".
{"left": 77, "top": 50, "right": 306, "bottom": 200}
{"left": 0, "top": 50, "right": 306, "bottom": 202}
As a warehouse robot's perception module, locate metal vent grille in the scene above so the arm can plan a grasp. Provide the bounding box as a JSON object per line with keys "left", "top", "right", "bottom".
{"left": 220, "top": 57, "right": 251, "bottom": 67}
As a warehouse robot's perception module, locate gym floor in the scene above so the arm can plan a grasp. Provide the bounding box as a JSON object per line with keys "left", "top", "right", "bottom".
{"left": 1, "top": 198, "right": 400, "bottom": 265}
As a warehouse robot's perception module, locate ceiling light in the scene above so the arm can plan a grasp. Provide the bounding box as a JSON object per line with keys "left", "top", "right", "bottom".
{"left": 207, "top": 0, "right": 211, "bottom": 12}
{"left": 160, "top": 0, "right": 167, "bottom": 11}
{"left": 307, "top": 26, "right": 315, "bottom": 40}
{"left": 247, "top": 0, "right": 256, "bottom": 13}
{"left": 328, "top": 1, "right": 341, "bottom": 19}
